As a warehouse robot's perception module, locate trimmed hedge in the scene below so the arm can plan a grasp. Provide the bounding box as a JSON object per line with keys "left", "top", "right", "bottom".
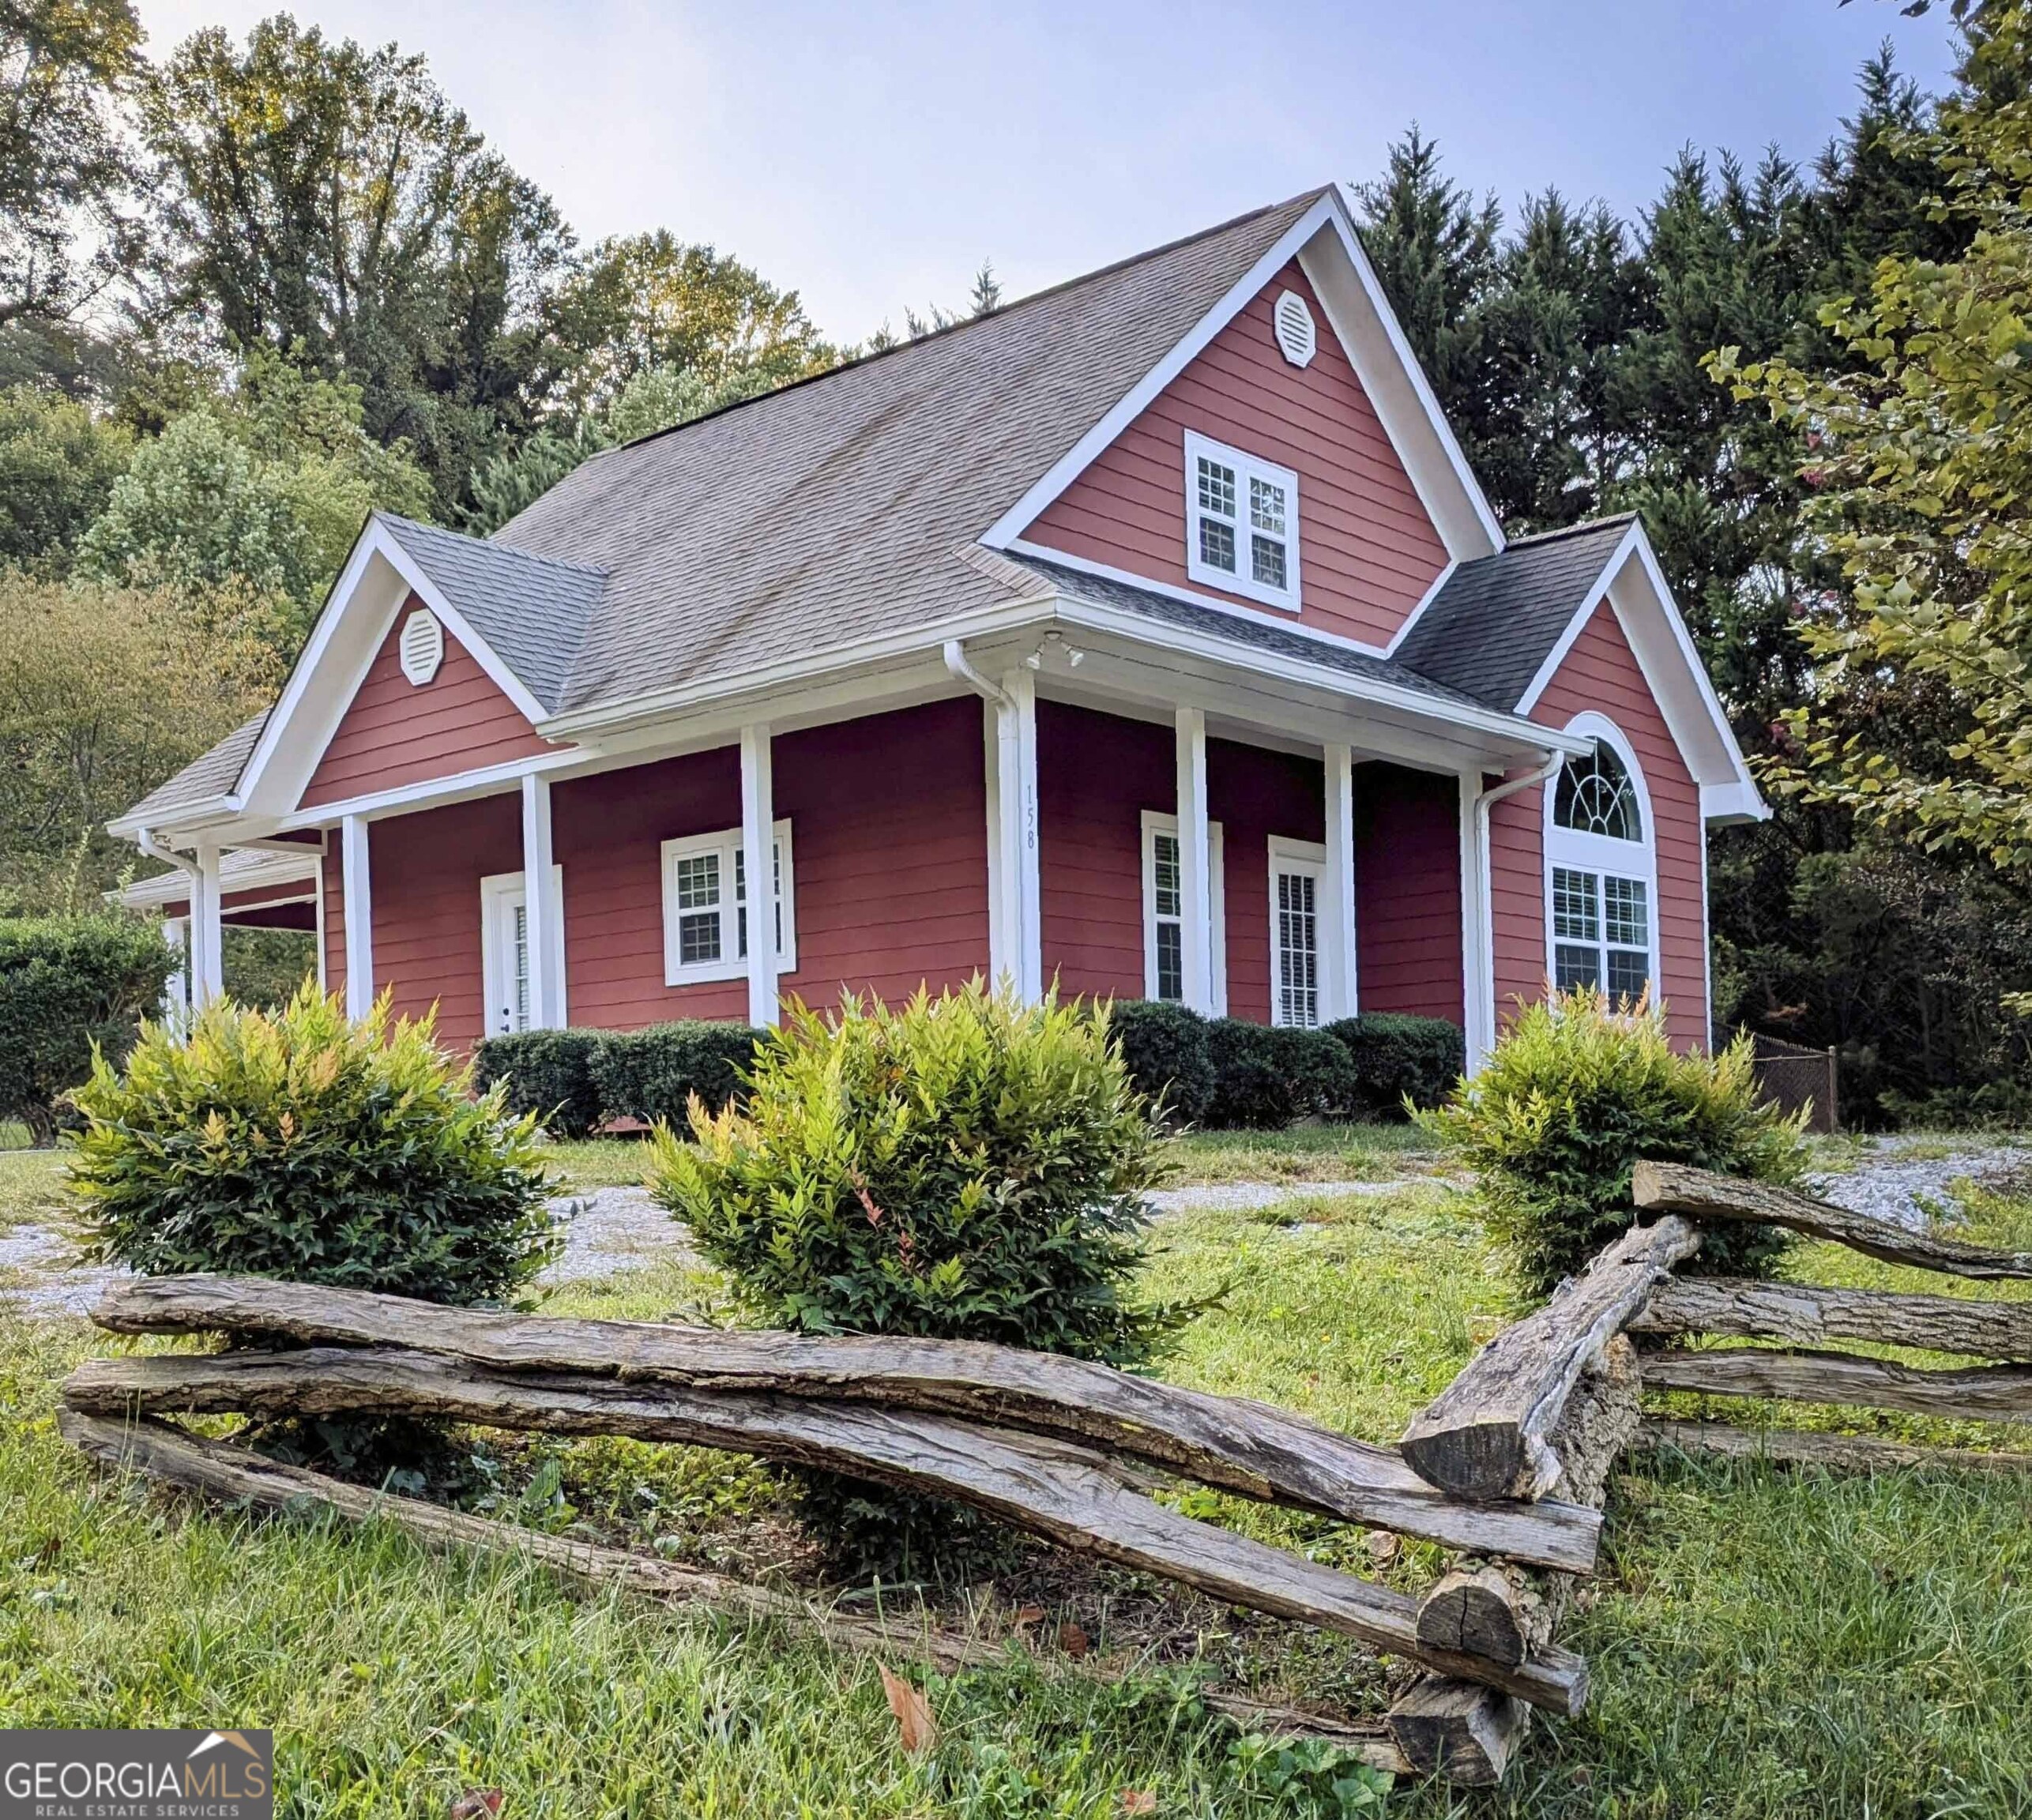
{"left": 1323, "top": 1013, "right": 1465, "bottom": 1118}
{"left": 1204, "top": 1018, "right": 1357, "bottom": 1129}
{"left": 589, "top": 1021, "right": 764, "bottom": 1127}
{"left": 472, "top": 1029, "right": 605, "bottom": 1138}
{"left": 0, "top": 915, "right": 175, "bottom": 1145}
{"left": 1108, "top": 999, "right": 1216, "bottom": 1124}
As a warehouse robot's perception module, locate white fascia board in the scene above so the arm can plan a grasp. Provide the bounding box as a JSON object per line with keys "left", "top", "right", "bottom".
{"left": 1308, "top": 186, "right": 1506, "bottom": 556}
{"left": 977, "top": 192, "right": 1341, "bottom": 552}
{"left": 107, "top": 795, "right": 236, "bottom": 840}
{"left": 237, "top": 516, "right": 552, "bottom": 818}
{"left": 1002, "top": 539, "right": 1392, "bottom": 656}
{"left": 276, "top": 747, "right": 584, "bottom": 830}
{"left": 1702, "top": 778, "right": 1772, "bottom": 825}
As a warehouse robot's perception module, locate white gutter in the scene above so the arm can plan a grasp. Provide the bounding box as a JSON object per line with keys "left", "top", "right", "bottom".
{"left": 943, "top": 639, "right": 1010, "bottom": 709}
{"left": 134, "top": 827, "right": 197, "bottom": 888}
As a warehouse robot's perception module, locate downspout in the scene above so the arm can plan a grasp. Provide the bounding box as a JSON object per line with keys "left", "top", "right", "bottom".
{"left": 943, "top": 638, "right": 1009, "bottom": 708}
{"left": 1467, "top": 751, "right": 1567, "bottom": 1069}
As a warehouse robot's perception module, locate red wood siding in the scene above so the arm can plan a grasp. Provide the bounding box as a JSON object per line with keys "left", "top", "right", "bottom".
{"left": 1036, "top": 699, "right": 1328, "bottom": 1020}
{"left": 300, "top": 594, "right": 553, "bottom": 809}
{"left": 553, "top": 698, "right": 992, "bottom": 1029}
{"left": 1023, "top": 261, "right": 1450, "bottom": 649}
{"left": 1354, "top": 762, "right": 1463, "bottom": 1024}
{"left": 1490, "top": 601, "right": 1709, "bottom": 1048}
{"left": 323, "top": 795, "right": 522, "bottom": 1046}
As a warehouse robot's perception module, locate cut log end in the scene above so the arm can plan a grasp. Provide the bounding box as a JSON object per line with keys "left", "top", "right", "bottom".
{"left": 1387, "top": 1677, "right": 1529, "bottom": 1786}
{"left": 1414, "top": 1566, "right": 1529, "bottom": 1668}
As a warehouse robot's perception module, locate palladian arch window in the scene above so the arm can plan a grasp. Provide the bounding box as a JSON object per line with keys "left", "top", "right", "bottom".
{"left": 1547, "top": 738, "right": 1654, "bottom": 1004}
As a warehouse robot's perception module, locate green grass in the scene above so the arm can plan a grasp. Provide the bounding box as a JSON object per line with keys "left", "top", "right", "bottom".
{"left": 1157, "top": 1121, "right": 1439, "bottom": 1187}
{"left": 6, "top": 1156, "right": 2032, "bottom": 1812}
{"left": 0, "top": 1146, "right": 63, "bottom": 1235}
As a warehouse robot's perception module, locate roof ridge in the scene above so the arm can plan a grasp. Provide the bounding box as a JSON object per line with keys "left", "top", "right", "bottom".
{"left": 1498, "top": 511, "right": 1639, "bottom": 551}
{"left": 589, "top": 185, "right": 1335, "bottom": 465}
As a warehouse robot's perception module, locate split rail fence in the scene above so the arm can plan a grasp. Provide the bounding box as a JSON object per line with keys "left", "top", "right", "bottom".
{"left": 57, "top": 1161, "right": 2032, "bottom": 1788}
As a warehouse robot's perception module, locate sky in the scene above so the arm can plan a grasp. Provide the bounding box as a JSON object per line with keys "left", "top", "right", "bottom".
{"left": 134, "top": 0, "right": 1965, "bottom": 347}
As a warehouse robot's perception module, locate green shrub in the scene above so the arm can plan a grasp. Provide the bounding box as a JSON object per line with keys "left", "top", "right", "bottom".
{"left": 473, "top": 1028, "right": 606, "bottom": 1138}
{"left": 1421, "top": 987, "right": 1809, "bottom": 1298}
{"left": 0, "top": 915, "right": 174, "bottom": 1145}
{"left": 69, "top": 984, "right": 558, "bottom": 1305}
{"left": 1203, "top": 1019, "right": 1357, "bottom": 1129}
{"left": 1323, "top": 1013, "right": 1465, "bottom": 1119}
{"left": 590, "top": 1021, "right": 761, "bottom": 1126}
{"left": 648, "top": 983, "right": 1178, "bottom": 1574}
{"left": 1109, "top": 998, "right": 1216, "bottom": 1124}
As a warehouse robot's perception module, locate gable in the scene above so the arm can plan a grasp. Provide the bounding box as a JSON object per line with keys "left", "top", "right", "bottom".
{"left": 299, "top": 594, "right": 553, "bottom": 809}
{"left": 1017, "top": 261, "right": 1451, "bottom": 649}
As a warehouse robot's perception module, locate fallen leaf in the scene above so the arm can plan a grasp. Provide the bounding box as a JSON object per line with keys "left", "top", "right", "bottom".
{"left": 1012, "top": 1604, "right": 1047, "bottom": 1629}
{"left": 1057, "top": 1621, "right": 1091, "bottom": 1658}
{"left": 878, "top": 1663, "right": 936, "bottom": 1754}
{"left": 448, "top": 1792, "right": 502, "bottom": 1819}
{"left": 1364, "top": 1529, "right": 1401, "bottom": 1564}
{"left": 1119, "top": 1792, "right": 1158, "bottom": 1815}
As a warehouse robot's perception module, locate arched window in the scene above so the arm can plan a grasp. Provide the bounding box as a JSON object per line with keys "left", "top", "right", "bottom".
{"left": 1545, "top": 720, "right": 1657, "bottom": 1006}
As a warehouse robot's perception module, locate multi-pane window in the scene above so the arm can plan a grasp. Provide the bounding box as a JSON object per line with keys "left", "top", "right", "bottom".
{"left": 1546, "top": 734, "right": 1654, "bottom": 1007}
{"left": 1269, "top": 840, "right": 1326, "bottom": 1028}
{"left": 1142, "top": 812, "right": 1225, "bottom": 1010}
{"left": 661, "top": 822, "right": 796, "bottom": 984}
{"left": 1183, "top": 431, "right": 1300, "bottom": 610}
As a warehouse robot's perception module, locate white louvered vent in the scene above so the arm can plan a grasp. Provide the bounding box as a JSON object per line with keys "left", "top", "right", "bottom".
{"left": 1273, "top": 290, "right": 1316, "bottom": 368}
{"left": 399, "top": 607, "right": 444, "bottom": 686}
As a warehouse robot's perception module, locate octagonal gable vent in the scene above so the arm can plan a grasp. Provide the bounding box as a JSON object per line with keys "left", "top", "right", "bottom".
{"left": 399, "top": 607, "right": 445, "bottom": 686}
{"left": 1272, "top": 289, "right": 1316, "bottom": 368}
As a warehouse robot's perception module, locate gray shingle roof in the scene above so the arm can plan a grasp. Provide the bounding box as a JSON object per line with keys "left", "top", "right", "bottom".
{"left": 1003, "top": 553, "right": 1500, "bottom": 715}
{"left": 494, "top": 190, "right": 1330, "bottom": 714}
{"left": 119, "top": 712, "right": 269, "bottom": 825}
{"left": 374, "top": 512, "right": 604, "bottom": 715}
{"left": 1390, "top": 515, "right": 1636, "bottom": 711}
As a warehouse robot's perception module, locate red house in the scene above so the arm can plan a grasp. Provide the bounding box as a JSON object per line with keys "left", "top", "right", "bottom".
{"left": 116, "top": 186, "right": 1763, "bottom": 1068}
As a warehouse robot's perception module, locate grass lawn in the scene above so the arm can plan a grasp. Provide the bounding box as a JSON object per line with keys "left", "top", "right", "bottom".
{"left": 3, "top": 1142, "right": 2032, "bottom": 1814}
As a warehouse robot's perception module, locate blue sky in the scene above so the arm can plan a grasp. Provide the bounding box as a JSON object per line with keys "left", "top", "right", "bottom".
{"left": 139, "top": 1, "right": 1963, "bottom": 344}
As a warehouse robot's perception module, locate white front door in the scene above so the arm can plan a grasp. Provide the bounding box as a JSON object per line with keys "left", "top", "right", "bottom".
{"left": 484, "top": 880, "right": 532, "bottom": 1036}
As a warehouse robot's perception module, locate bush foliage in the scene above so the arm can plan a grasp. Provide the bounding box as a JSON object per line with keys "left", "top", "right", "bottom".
{"left": 1421, "top": 987, "right": 1808, "bottom": 1297}
{"left": 472, "top": 1028, "right": 606, "bottom": 1138}
{"left": 0, "top": 915, "right": 175, "bottom": 1143}
{"left": 1107, "top": 998, "right": 1216, "bottom": 1125}
{"left": 1323, "top": 1013, "right": 1464, "bottom": 1117}
{"left": 1203, "top": 1019, "right": 1356, "bottom": 1129}
{"left": 70, "top": 985, "right": 558, "bottom": 1304}
{"left": 590, "top": 1021, "right": 761, "bottom": 1128}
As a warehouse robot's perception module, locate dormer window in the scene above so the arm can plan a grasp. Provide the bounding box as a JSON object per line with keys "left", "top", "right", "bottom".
{"left": 1183, "top": 431, "right": 1300, "bottom": 611}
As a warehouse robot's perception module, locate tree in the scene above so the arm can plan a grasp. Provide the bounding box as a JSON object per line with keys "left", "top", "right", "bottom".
{"left": 0, "top": 383, "right": 130, "bottom": 569}
{"left": 0, "top": 0, "right": 141, "bottom": 326}
{"left": 969, "top": 259, "right": 1002, "bottom": 317}
{"left": 77, "top": 349, "right": 433, "bottom": 640}
{"left": 0, "top": 571, "right": 278, "bottom": 912}
{"left": 1714, "top": 6, "right": 2032, "bottom": 875}
{"left": 137, "top": 16, "right": 574, "bottom": 513}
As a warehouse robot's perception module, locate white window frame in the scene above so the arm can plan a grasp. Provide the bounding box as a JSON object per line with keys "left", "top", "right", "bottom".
{"left": 1266, "top": 835, "right": 1327, "bottom": 1028}
{"left": 1182, "top": 429, "right": 1301, "bottom": 612}
{"left": 1541, "top": 713, "right": 1659, "bottom": 1005}
{"left": 660, "top": 820, "right": 796, "bottom": 987}
{"left": 1141, "top": 810, "right": 1226, "bottom": 1013}
{"left": 480, "top": 865, "right": 566, "bottom": 1036}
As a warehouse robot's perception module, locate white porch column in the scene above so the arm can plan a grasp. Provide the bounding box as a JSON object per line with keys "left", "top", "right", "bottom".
{"left": 190, "top": 840, "right": 224, "bottom": 1010}
{"left": 739, "top": 724, "right": 779, "bottom": 1026}
{"left": 520, "top": 773, "right": 560, "bottom": 1028}
{"left": 1321, "top": 741, "right": 1357, "bottom": 1021}
{"left": 341, "top": 813, "right": 374, "bottom": 1021}
{"left": 991, "top": 671, "right": 1042, "bottom": 1000}
{"left": 1458, "top": 773, "right": 1494, "bottom": 1072}
{"left": 1174, "top": 707, "right": 1215, "bottom": 1014}
{"left": 161, "top": 916, "right": 191, "bottom": 1028}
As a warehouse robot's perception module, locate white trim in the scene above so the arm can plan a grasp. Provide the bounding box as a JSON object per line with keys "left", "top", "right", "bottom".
{"left": 520, "top": 773, "right": 562, "bottom": 1029}
{"left": 1514, "top": 522, "right": 1643, "bottom": 716}
{"left": 1459, "top": 773, "right": 1492, "bottom": 1070}
{"left": 660, "top": 819, "right": 796, "bottom": 987}
{"left": 1700, "top": 778, "right": 1770, "bottom": 825}
{"left": 314, "top": 849, "right": 326, "bottom": 995}
{"left": 1266, "top": 834, "right": 1328, "bottom": 1028}
{"left": 1321, "top": 742, "right": 1357, "bottom": 1020}
{"left": 1541, "top": 713, "right": 1661, "bottom": 1004}
{"left": 277, "top": 750, "right": 582, "bottom": 831}
{"left": 341, "top": 814, "right": 374, "bottom": 1020}
{"left": 1003, "top": 540, "right": 1390, "bottom": 656}
{"left": 1181, "top": 430, "right": 1302, "bottom": 612}
{"left": 1142, "top": 809, "right": 1227, "bottom": 1013}
{"left": 161, "top": 916, "right": 190, "bottom": 1033}
{"left": 994, "top": 667, "right": 1043, "bottom": 1000}
{"left": 739, "top": 724, "right": 779, "bottom": 1027}
{"left": 191, "top": 840, "right": 224, "bottom": 1010}
{"left": 1175, "top": 707, "right": 1214, "bottom": 1012}
{"left": 1700, "top": 812, "right": 1714, "bottom": 1047}
{"left": 980, "top": 186, "right": 1504, "bottom": 562}
{"left": 1379, "top": 557, "right": 1461, "bottom": 659}
{"left": 479, "top": 864, "right": 566, "bottom": 1037}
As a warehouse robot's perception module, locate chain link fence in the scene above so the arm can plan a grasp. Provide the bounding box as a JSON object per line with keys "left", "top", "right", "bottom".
{"left": 1722, "top": 1030, "right": 1840, "bottom": 1134}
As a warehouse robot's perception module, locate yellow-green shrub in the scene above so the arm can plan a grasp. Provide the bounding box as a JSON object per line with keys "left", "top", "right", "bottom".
{"left": 70, "top": 984, "right": 557, "bottom": 1304}
{"left": 1421, "top": 988, "right": 1808, "bottom": 1297}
